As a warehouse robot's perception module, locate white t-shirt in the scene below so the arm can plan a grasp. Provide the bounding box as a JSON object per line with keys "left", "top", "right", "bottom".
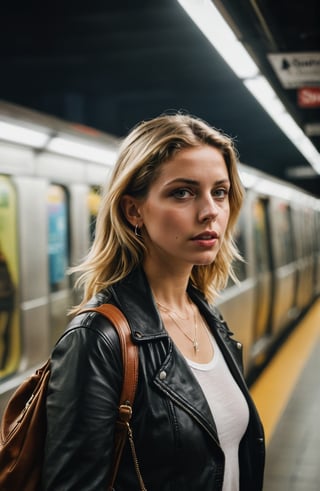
{"left": 186, "top": 334, "right": 249, "bottom": 491}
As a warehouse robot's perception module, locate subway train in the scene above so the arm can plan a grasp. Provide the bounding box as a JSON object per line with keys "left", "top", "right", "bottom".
{"left": 0, "top": 101, "right": 319, "bottom": 413}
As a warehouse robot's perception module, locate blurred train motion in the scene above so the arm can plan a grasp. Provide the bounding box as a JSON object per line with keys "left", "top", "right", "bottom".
{"left": 0, "top": 101, "right": 319, "bottom": 413}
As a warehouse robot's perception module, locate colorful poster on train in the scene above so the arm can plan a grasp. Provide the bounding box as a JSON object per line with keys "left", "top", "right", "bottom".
{"left": 47, "top": 185, "right": 68, "bottom": 287}
{"left": 0, "top": 176, "right": 20, "bottom": 376}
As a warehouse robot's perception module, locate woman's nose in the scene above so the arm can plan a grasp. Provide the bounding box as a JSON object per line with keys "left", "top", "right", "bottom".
{"left": 198, "top": 196, "right": 218, "bottom": 222}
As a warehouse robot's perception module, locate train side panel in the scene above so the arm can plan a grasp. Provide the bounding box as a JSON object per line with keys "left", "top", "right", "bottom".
{"left": 14, "top": 176, "right": 51, "bottom": 366}
{"left": 0, "top": 103, "right": 319, "bottom": 412}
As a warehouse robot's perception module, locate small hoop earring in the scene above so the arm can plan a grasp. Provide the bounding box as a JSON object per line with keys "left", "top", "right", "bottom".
{"left": 134, "top": 224, "right": 140, "bottom": 237}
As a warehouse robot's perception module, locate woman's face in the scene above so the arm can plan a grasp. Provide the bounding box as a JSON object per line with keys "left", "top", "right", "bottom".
{"left": 129, "top": 145, "right": 230, "bottom": 274}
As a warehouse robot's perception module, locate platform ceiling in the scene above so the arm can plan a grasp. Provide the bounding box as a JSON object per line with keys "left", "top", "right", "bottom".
{"left": 1, "top": 0, "right": 320, "bottom": 196}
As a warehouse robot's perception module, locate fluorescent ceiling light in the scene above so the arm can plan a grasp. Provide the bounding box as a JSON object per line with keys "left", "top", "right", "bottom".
{"left": 244, "top": 77, "right": 304, "bottom": 139}
{"left": 47, "top": 136, "right": 118, "bottom": 165}
{"left": 256, "top": 179, "right": 292, "bottom": 200}
{"left": 276, "top": 112, "right": 305, "bottom": 142}
{"left": 244, "top": 77, "right": 320, "bottom": 172}
{"left": 177, "top": 0, "right": 259, "bottom": 78}
{"left": 286, "top": 166, "right": 317, "bottom": 178}
{"left": 295, "top": 137, "right": 320, "bottom": 173}
{"left": 243, "top": 76, "right": 286, "bottom": 116}
{"left": 305, "top": 123, "right": 320, "bottom": 136}
{"left": 0, "top": 120, "right": 49, "bottom": 148}
{"left": 177, "top": 0, "right": 320, "bottom": 174}
{"left": 239, "top": 169, "right": 259, "bottom": 188}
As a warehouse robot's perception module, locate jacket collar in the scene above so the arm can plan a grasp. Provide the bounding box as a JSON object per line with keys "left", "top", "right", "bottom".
{"left": 108, "top": 266, "right": 166, "bottom": 341}
{"left": 108, "top": 266, "right": 221, "bottom": 343}
{"left": 104, "top": 266, "right": 253, "bottom": 448}
{"left": 102, "top": 265, "right": 243, "bottom": 386}
{"left": 107, "top": 267, "right": 223, "bottom": 446}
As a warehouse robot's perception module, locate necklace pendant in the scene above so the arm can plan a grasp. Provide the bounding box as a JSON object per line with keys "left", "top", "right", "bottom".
{"left": 193, "top": 340, "right": 199, "bottom": 353}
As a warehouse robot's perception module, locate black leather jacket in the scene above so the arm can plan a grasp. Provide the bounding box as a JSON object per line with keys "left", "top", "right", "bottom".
{"left": 43, "top": 267, "right": 265, "bottom": 490}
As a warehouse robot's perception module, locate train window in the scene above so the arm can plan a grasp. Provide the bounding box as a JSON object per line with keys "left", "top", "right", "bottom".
{"left": 0, "top": 176, "right": 20, "bottom": 379}
{"left": 226, "top": 208, "right": 247, "bottom": 288}
{"left": 87, "top": 186, "right": 102, "bottom": 242}
{"left": 314, "top": 211, "right": 320, "bottom": 255}
{"left": 272, "top": 202, "right": 294, "bottom": 266}
{"left": 233, "top": 209, "right": 247, "bottom": 282}
{"left": 303, "top": 208, "right": 314, "bottom": 257}
{"left": 292, "top": 208, "right": 304, "bottom": 260}
{"left": 47, "top": 185, "right": 69, "bottom": 292}
{"left": 252, "top": 199, "right": 270, "bottom": 273}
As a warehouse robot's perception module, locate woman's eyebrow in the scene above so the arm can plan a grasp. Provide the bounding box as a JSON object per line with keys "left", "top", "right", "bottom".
{"left": 165, "top": 178, "right": 199, "bottom": 186}
{"left": 165, "top": 178, "right": 230, "bottom": 186}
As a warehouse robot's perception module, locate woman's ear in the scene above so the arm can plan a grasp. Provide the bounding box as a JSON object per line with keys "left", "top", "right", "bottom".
{"left": 121, "top": 195, "right": 142, "bottom": 227}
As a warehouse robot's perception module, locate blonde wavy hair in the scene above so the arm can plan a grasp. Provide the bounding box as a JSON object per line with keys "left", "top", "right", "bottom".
{"left": 70, "top": 113, "right": 244, "bottom": 313}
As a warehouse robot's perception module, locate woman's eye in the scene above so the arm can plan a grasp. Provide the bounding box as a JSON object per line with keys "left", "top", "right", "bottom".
{"left": 214, "top": 188, "right": 229, "bottom": 199}
{"left": 172, "top": 188, "right": 193, "bottom": 199}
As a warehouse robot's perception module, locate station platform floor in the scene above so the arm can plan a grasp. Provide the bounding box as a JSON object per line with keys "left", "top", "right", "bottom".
{"left": 250, "top": 297, "right": 320, "bottom": 490}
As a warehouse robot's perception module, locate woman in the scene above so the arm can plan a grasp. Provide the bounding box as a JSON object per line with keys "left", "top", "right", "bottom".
{"left": 43, "top": 113, "right": 265, "bottom": 490}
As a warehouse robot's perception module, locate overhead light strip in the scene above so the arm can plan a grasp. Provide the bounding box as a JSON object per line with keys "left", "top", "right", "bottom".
{"left": 0, "top": 120, "right": 118, "bottom": 165}
{"left": 0, "top": 121, "right": 49, "bottom": 148}
{"left": 47, "top": 136, "right": 118, "bottom": 165}
{"left": 177, "top": 0, "right": 259, "bottom": 78}
{"left": 177, "top": 0, "right": 320, "bottom": 174}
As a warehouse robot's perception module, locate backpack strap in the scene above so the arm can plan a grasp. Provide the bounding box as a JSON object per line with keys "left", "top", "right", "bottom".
{"left": 88, "top": 304, "right": 139, "bottom": 407}
{"left": 80, "top": 304, "right": 146, "bottom": 491}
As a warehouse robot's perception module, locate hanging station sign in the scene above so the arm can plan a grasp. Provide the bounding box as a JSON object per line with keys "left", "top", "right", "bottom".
{"left": 267, "top": 52, "right": 320, "bottom": 88}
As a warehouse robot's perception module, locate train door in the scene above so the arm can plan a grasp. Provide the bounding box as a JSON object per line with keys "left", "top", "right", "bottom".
{"left": 293, "top": 206, "right": 315, "bottom": 311}
{"left": 314, "top": 209, "right": 320, "bottom": 295}
{"left": 301, "top": 207, "right": 316, "bottom": 305}
{"left": 269, "top": 200, "right": 297, "bottom": 334}
{"left": 251, "top": 197, "right": 273, "bottom": 363}
{"left": 0, "top": 176, "right": 20, "bottom": 378}
{"left": 68, "top": 184, "right": 102, "bottom": 306}
{"left": 217, "top": 203, "right": 256, "bottom": 374}
{"left": 47, "top": 184, "right": 70, "bottom": 344}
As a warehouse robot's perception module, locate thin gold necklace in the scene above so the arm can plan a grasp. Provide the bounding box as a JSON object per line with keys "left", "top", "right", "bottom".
{"left": 157, "top": 300, "right": 199, "bottom": 354}
{"left": 155, "top": 300, "right": 191, "bottom": 320}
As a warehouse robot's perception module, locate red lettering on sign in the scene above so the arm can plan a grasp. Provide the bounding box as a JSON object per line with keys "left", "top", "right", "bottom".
{"left": 298, "top": 87, "right": 320, "bottom": 108}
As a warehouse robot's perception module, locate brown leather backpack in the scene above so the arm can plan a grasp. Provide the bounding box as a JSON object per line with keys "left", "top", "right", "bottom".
{"left": 0, "top": 304, "right": 146, "bottom": 491}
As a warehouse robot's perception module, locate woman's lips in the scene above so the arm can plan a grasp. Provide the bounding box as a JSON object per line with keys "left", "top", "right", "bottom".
{"left": 191, "top": 231, "right": 219, "bottom": 247}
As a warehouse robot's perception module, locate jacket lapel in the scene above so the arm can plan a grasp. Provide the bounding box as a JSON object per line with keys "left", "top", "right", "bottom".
{"left": 109, "top": 267, "right": 241, "bottom": 447}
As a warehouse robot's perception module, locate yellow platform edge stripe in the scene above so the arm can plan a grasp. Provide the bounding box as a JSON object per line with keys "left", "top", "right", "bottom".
{"left": 250, "top": 297, "right": 320, "bottom": 446}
